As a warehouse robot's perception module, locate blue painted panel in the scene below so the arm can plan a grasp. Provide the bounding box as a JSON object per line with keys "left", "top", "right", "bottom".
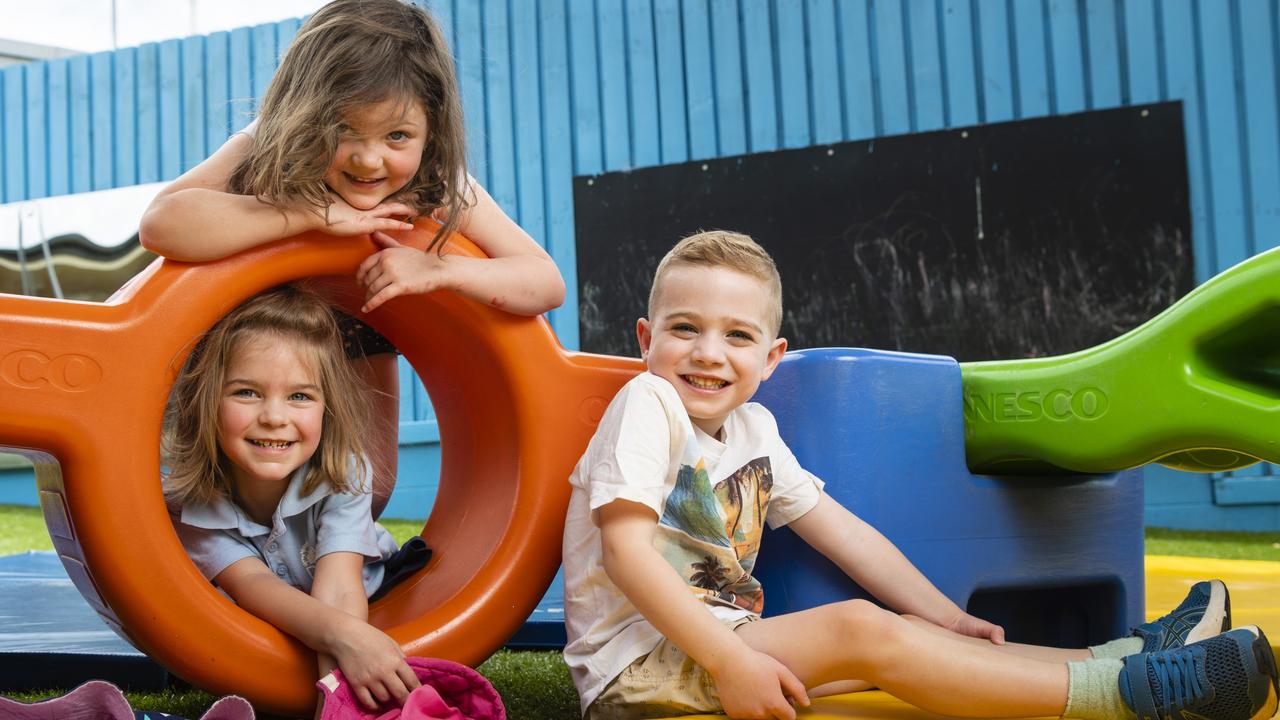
{"left": 1238, "top": 0, "right": 1280, "bottom": 255}
{"left": 681, "top": 0, "right": 717, "bottom": 158}
{"left": 907, "top": 0, "right": 945, "bottom": 132}
{"left": 1047, "top": 0, "right": 1087, "bottom": 114}
{"left": 1011, "top": 0, "right": 1051, "bottom": 118}
{"left": 453, "top": 0, "right": 486, "bottom": 179}
{"left": 1085, "top": 0, "right": 1123, "bottom": 108}
{"left": 625, "top": 0, "right": 660, "bottom": 168}
{"left": 538, "top": 0, "right": 579, "bottom": 348}
{"left": 181, "top": 37, "right": 206, "bottom": 174}
{"left": 808, "top": 0, "right": 849, "bottom": 142}
{"left": 90, "top": 53, "right": 113, "bottom": 190}
{"left": 711, "top": 0, "right": 747, "bottom": 155}
{"left": 1123, "top": 0, "right": 1161, "bottom": 104}
{"left": 0, "top": 66, "right": 20, "bottom": 202}
{"left": 976, "top": 0, "right": 1014, "bottom": 122}
{"left": 875, "top": 1, "right": 912, "bottom": 134}
{"left": 276, "top": 17, "right": 301, "bottom": 52}
{"left": 838, "top": 0, "right": 876, "bottom": 139}
{"left": 775, "top": 0, "right": 810, "bottom": 148}
{"left": 68, "top": 55, "right": 91, "bottom": 194}
{"left": 739, "top": 1, "right": 779, "bottom": 151}
{"left": 510, "top": 0, "right": 547, "bottom": 244}
{"left": 482, "top": 0, "right": 518, "bottom": 210}
{"left": 566, "top": 0, "right": 602, "bottom": 175}
{"left": 205, "top": 32, "right": 231, "bottom": 152}
{"left": 737, "top": 0, "right": 776, "bottom": 154}
{"left": 1196, "top": 1, "right": 1248, "bottom": 273}
{"left": 23, "top": 63, "right": 46, "bottom": 199}
{"left": 135, "top": 45, "right": 160, "bottom": 185}
{"left": 653, "top": 0, "right": 689, "bottom": 163}
{"left": 46, "top": 59, "right": 71, "bottom": 195}
{"left": 157, "top": 40, "right": 183, "bottom": 181}
{"left": 227, "top": 29, "right": 252, "bottom": 131}
{"left": 112, "top": 49, "right": 137, "bottom": 188}
{"left": 1160, "top": 0, "right": 1211, "bottom": 283}
{"left": 940, "top": 0, "right": 980, "bottom": 126}
{"left": 597, "top": 0, "right": 633, "bottom": 169}
{"left": 251, "top": 23, "right": 277, "bottom": 109}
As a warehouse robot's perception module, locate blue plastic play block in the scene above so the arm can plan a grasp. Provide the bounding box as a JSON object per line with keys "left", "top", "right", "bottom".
{"left": 753, "top": 348, "right": 1144, "bottom": 647}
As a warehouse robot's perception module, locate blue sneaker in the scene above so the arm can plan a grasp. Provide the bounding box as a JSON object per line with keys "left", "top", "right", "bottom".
{"left": 1135, "top": 580, "right": 1232, "bottom": 653}
{"left": 1118, "top": 626, "right": 1279, "bottom": 720}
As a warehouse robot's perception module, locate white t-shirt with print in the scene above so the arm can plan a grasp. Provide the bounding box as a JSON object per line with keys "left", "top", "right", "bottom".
{"left": 562, "top": 372, "right": 825, "bottom": 714}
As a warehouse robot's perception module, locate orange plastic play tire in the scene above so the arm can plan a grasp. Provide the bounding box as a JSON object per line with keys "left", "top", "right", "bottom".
{"left": 0, "top": 224, "right": 640, "bottom": 715}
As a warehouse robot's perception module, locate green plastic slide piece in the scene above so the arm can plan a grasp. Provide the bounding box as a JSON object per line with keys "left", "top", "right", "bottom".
{"left": 961, "top": 246, "right": 1280, "bottom": 475}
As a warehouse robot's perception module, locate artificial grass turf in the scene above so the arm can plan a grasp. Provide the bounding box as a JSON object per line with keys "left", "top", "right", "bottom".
{"left": 0, "top": 502, "right": 1276, "bottom": 719}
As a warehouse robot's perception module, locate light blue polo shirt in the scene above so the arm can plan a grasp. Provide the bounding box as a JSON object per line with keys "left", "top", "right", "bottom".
{"left": 172, "top": 461, "right": 398, "bottom": 597}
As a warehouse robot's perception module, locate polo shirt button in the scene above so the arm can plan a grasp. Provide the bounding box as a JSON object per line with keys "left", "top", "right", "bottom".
{"left": 275, "top": 566, "right": 287, "bottom": 577}
{"left": 267, "top": 543, "right": 278, "bottom": 553}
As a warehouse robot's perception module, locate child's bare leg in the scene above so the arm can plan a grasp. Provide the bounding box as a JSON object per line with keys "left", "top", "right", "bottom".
{"left": 901, "top": 615, "right": 1092, "bottom": 663}
{"left": 735, "top": 600, "right": 1068, "bottom": 718}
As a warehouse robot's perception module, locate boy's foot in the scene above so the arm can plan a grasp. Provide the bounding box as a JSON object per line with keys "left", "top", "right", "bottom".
{"left": 1118, "top": 625, "right": 1279, "bottom": 720}
{"left": 1134, "top": 579, "right": 1231, "bottom": 653}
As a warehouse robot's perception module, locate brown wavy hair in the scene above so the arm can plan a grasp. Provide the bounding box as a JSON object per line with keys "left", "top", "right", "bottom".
{"left": 163, "top": 285, "right": 374, "bottom": 508}
{"left": 227, "top": 0, "right": 468, "bottom": 251}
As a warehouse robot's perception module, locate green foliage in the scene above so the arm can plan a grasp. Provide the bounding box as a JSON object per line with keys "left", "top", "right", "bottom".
{"left": 1145, "top": 527, "right": 1280, "bottom": 562}
{"left": 0, "top": 504, "right": 53, "bottom": 555}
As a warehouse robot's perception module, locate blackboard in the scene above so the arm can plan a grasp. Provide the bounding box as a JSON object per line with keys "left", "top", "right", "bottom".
{"left": 574, "top": 102, "right": 1193, "bottom": 363}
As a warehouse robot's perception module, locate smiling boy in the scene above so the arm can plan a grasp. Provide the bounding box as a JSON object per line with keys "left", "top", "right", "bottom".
{"left": 561, "top": 231, "right": 1278, "bottom": 720}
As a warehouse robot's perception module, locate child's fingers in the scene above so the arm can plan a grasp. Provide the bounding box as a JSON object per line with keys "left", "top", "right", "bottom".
{"left": 374, "top": 201, "right": 416, "bottom": 219}
{"left": 778, "top": 664, "right": 810, "bottom": 708}
{"left": 398, "top": 663, "right": 422, "bottom": 690}
{"left": 355, "top": 685, "right": 379, "bottom": 711}
{"left": 361, "top": 285, "right": 399, "bottom": 314}
{"left": 370, "top": 230, "right": 404, "bottom": 249}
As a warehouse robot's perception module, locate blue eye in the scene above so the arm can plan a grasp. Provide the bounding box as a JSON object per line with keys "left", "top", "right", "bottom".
{"left": 389, "top": 130, "right": 409, "bottom": 142}
{"left": 289, "top": 392, "right": 314, "bottom": 402}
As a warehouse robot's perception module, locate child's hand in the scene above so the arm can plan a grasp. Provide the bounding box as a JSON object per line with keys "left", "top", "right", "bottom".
{"left": 711, "top": 649, "right": 810, "bottom": 720}
{"left": 327, "top": 615, "right": 421, "bottom": 709}
{"left": 946, "top": 611, "right": 1006, "bottom": 645}
{"left": 357, "top": 231, "right": 453, "bottom": 312}
{"left": 317, "top": 195, "right": 416, "bottom": 237}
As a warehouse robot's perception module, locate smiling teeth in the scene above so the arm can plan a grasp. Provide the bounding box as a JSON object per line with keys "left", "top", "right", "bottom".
{"left": 685, "top": 375, "right": 726, "bottom": 390}
{"left": 250, "top": 440, "right": 291, "bottom": 449}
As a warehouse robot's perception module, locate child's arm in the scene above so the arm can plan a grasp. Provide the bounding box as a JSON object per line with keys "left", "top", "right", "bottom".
{"left": 599, "top": 500, "right": 810, "bottom": 720}
{"left": 139, "top": 130, "right": 415, "bottom": 261}
{"left": 214, "top": 556, "right": 420, "bottom": 710}
{"left": 309, "top": 551, "right": 421, "bottom": 706}
{"left": 355, "top": 177, "right": 566, "bottom": 315}
{"left": 789, "top": 494, "right": 1005, "bottom": 643}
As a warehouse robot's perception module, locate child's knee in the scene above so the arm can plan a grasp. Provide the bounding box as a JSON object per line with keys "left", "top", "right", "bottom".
{"left": 830, "top": 599, "right": 897, "bottom": 643}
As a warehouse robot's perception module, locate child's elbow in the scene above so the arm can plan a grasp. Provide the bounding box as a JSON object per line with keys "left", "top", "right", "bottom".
{"left": 138, "top": 201, "right": 178, "bottom": 256}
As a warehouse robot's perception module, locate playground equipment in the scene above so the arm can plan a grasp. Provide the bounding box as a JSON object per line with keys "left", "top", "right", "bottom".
{"left": 2, "top": 223, "right": 1277, "bottom": 714}
{"left": 0, "top": 223, "right": 641, "bottom": 716}
{"left": 962, "top": 245, "right": 1280, "bottom": 475}
{"left": 755, "top": 246, "right": 1280, "bottom": 644}
{"left": 755, "top": 348, "right": 1143, "bottom": 646}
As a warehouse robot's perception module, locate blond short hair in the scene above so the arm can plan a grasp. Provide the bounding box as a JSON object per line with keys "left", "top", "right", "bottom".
{"left": 648, "top": 230, "right": 783, "bottom": 337}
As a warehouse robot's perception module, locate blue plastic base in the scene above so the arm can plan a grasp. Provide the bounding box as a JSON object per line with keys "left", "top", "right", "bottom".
{"left": 752, "top": 348, "right": 1145, "bottom": 647}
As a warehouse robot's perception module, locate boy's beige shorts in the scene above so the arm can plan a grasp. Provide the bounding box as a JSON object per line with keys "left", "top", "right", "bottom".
{"left": 586, "top": 615, "right": 758, "bottom": 719}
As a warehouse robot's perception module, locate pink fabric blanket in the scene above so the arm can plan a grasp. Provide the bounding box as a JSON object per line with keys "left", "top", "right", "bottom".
{"left": 0, "top": 680, "right": 254, "bottom": 719}
{"left": 317, "top": 657, "right": 505, "bottom": 720}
